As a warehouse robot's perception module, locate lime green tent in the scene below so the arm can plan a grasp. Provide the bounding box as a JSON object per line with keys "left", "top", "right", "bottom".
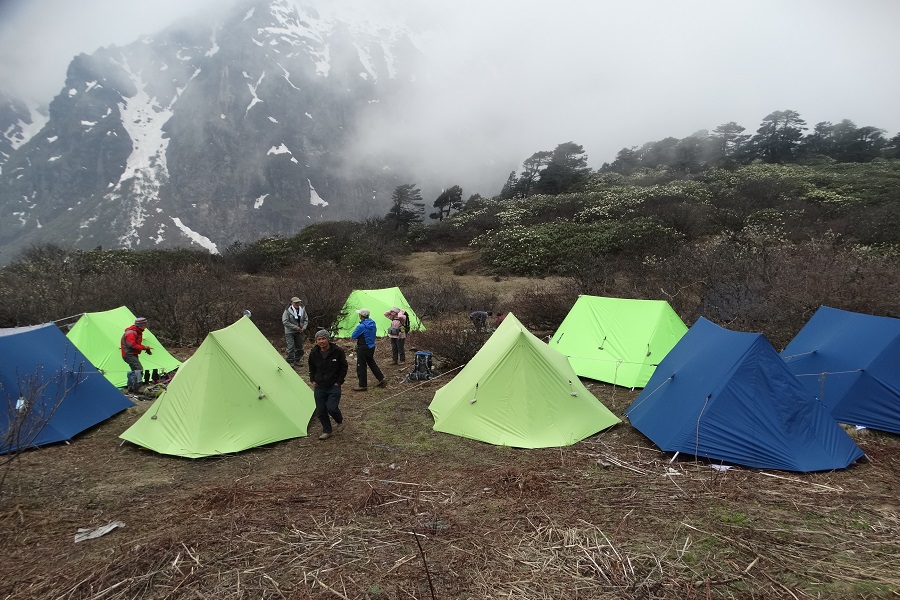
{"left": 549, "top": 295, "right": 687, "bottom": 388}
{"left": 67, "top": 306, "right": 182, "bottom": 388}
{"left": 428, "top": 313, "right": 620, "bottom": 448}
{"left": 120, "top": 316, "right": 314, "bottom": 458}
{"left": 335, "top": 287, "right": 423, "bottom": 337}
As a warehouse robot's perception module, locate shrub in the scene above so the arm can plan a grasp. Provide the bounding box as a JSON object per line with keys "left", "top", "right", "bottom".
{"left": 129, "top": 262, "right": 243, "bottom": 346}
{"left": 237, "top": 263, "right": 356, "bottom": 340}
{"left": 409, "top": 315, "right": 491, "bottom": 370}
{"left": 403, "top": 277, "right": 497, "bottom": 321}
{"left": 410, "top": 220, "right": 475, "bottom": 251}
{"left": 506, "top": 281, "right": 580, "bottom": 334}
{"left": 473, "top": 219, "right": 682, "bottom": 277}
{"left": 0, "top": 245, "right": 133, "bottom": 327}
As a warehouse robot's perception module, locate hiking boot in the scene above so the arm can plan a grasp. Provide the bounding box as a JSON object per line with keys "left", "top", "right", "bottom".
{"left": 334, "top": 422, "right": 345, "bottom": 434}
{"left": 376, "top": 379, "right": 387, "bottom": 388}
{"left": 318, "top": 432, "right": 332, "bottom": 440}
{"left": 353, "top": 386, "right": 368, "bottom": 392}
{"left": 391, "top": 359, "right": 398, "bottom": 365}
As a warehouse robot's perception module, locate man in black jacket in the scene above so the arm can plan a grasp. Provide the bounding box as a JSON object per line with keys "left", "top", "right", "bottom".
{"left": 308, "top": 329, "right": 349, "bottom": 440}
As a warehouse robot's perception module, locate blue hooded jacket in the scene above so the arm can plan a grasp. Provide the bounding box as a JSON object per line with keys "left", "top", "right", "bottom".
{"left": 351, "top": 318, "right": 377, "bottom": 348}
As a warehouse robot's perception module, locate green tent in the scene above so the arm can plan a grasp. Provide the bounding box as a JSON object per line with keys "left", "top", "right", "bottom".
{"left": 67, "top": 306, "right": 182, "bottom": 388}
{"left": 429, "top": 313, "right": 620, "bottom": 448}
{"left": 120, "top": 316, "right": 314, "bottom": 458}
{"left": 549, "top": 295, "right": 687, "bottom": 388}
{"left": 335, "top": 287, "right": 423, "bottom": 337}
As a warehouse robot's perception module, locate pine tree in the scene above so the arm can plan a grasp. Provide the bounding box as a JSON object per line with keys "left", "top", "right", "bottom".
{"left": 386, "top": 184, "right": 424, "bottom": 231}
{"left": 534, "top": 142, "right": 591, "bottom": 195}
{"left": 430, "top": 185, "right": 463, "bottom": 221}
{"left": 499, "top": 171, "right": 519, "bottom": 199}
{"left": 751, "top": 110, "right": 807, "bottom": 163}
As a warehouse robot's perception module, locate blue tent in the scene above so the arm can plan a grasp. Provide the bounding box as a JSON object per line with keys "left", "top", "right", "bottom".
{"left": 0, "top": 324, "right": 132, "bottom": 454}
{"left": 781, "top": 306, "right": 900, "bottom": 434}
{"left": 625, "top": 318, "right": 864, "bottom": 472}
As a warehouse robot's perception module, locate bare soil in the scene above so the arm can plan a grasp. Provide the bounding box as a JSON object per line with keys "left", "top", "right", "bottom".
{"left": 2, "top": 258, "right": 899, "bottom": 599}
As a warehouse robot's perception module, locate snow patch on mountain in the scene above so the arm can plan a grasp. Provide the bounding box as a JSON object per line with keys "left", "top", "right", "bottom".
{"left": 205, "top": 30, "right": 220, "bottom": 57}
{"left": 267, "top": 143, "right": 299, "bottom": 163}
{"left": 106, "top": 55, "right": 175, "bottom": 247}
{"left": 4, "top": 101, "right": 50, "bottom": 151}
{"left": 171, "top": 217, "right": 219, "bottom": 253}
{"left": 355, "top": 44, "right": 376, "bottom": 81}
{"left": 260, "top": 1, "right": 332, "bottom": 76}
{"left": 309, "top": 179, "right": 327, "bottom": 207}
{"left": 245, "top": 71, "right": 265, "bottom": 115}
{"left": 277, "top": 62, "right": 301, "bottom": 90}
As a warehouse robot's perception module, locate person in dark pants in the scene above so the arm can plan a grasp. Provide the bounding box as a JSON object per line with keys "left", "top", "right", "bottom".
{"left": 282, "top": 296, "right": 308, "bottom": 365}
{"left": 384, "top": 307, "right": 408, "bottom": 364}
{"left": 350, "top": 308, "right": 386, "bottom": 391}
{"left": 308, "top": 329, "right": 349, "bottom": 440}
{"left": 120, "top": 316, "right": 153, "bottom": 393}
{"left": 469, "top": 310, "right": 491, "bottom": 332}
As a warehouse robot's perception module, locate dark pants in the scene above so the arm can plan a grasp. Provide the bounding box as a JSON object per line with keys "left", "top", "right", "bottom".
{"left": 390, "top": 337, "right": 406, "bottom": 362}
{"left": 123, "top": 355, "right": 143, "bottom": 392}
{"left": 314, "top": 384, "right": 343, "bottom": 434}
{"left": 285, "top": 331, "right": 304, "bottom": 363}
{"left": 356, "top": 344, "right": 384, "bottom": 387}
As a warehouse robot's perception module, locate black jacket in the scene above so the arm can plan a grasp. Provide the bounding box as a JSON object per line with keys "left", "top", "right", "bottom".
{"left": 308, "top": 343, "right": 348, "bottom": 387}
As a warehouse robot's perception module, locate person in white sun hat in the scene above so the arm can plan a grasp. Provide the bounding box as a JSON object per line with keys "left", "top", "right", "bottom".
{"left": 282, "top": 296, "right": 308, "bottom": 365}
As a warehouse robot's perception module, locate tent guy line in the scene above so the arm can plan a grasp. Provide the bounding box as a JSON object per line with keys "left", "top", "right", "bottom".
{"left": 53, "top": 312, "right": 86, "bottom": 323}
{"left": 619, "top": 375, "right": 675, "bottom": 415}
{"left": 792, "top": 369, "right": 864, "bottom": 378}
{"left": 359, "top": 363, "right": 466, "bottom": 412}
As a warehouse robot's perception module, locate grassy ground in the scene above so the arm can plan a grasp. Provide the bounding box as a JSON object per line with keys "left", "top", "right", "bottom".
{"left": 400, "top": 250, "right": 568, "bottom": 306}
{"left": 1, "top": 255, "right": 899, "bottom": 599}
{"left": 2, "top": 369, "right": 898, "bottom": 599}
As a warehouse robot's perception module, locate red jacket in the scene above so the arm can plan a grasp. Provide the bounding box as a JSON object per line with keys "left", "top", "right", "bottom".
{"left": 121, "top": 326, "right": 151, "bottom": 358}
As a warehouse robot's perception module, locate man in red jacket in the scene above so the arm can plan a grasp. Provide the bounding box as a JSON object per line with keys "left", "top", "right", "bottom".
{"left": 121, "top": 317, "right": 153, "bottom": 393}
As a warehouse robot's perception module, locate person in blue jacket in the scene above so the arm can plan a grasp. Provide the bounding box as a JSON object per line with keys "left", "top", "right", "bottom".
{"left": 350, "top": 308, "right": 386, "bottom": 391}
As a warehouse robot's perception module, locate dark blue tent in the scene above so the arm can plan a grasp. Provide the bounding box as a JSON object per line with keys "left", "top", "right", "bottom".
{"left": 1, "top": 323, "right": 132, "bottom": 454}
{"left": 626, "top": 318, "right": 864, "bottom": 472}
{"left": 782, "top": 306, "right": 900, "bottom": 434}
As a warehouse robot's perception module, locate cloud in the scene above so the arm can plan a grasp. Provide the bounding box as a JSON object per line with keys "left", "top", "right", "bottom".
{"left": 1, "top": 0, "right": 899, "bottom": 198}
{"left": 0, "top": 0, "right": 219, "bottom": 101}
{"left": 350, "top": 0, "right": 900, "bottom": 195}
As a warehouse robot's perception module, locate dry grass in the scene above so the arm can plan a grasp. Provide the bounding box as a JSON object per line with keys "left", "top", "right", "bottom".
{"left": 401, "top": 250, "right": 568, "bottom": 307}
{"left": 1, "top": 364, "right": 898, "bottom": 599}
{"left": 2, "top": 257, "right": 899, "bottom": 599}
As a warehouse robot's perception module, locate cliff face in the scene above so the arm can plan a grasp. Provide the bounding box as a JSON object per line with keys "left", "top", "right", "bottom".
{"left": 0, "top": 0, "right": 420, "bottom": 259}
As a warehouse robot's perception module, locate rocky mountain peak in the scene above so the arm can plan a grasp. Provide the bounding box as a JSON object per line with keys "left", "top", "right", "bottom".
{"left": 0, "top": 0, "right": 421, "bottom": 263}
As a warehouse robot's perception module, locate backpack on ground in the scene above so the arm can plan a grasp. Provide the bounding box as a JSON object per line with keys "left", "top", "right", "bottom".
{"left": 405, "top": 350, "right": 434, "bottom": 382}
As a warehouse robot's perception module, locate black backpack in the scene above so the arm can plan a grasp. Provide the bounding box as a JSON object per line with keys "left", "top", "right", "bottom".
{"left": 402, "top": 313, "right": 411, "bottom": 333}
{"left": 388, "top": 313, "right": 410, "bottom": 336}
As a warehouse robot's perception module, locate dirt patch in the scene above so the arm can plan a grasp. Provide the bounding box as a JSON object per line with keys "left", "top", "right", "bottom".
{"left": 2, "top": 341, "right": 899, "bottom": 598}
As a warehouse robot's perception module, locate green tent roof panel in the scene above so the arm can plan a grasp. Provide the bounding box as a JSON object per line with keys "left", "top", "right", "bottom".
{"left": 335, "top": 287, "right": 423, "bottom": 337}
{"left": 120, "top": 316, "right": 314, "bottom": 458}
{"left": 550, "top": 295, "right": 687, "bottom": 388}
{"left": 67, "top": 306, "right": 182, "bottom": 388}
{"left": 429, "top": 313, "right": 620, "bottom": 448}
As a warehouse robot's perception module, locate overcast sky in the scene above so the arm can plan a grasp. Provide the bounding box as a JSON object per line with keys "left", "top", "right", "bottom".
{"left": 1, "top": 0, "right": 899, "bottom": 192}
